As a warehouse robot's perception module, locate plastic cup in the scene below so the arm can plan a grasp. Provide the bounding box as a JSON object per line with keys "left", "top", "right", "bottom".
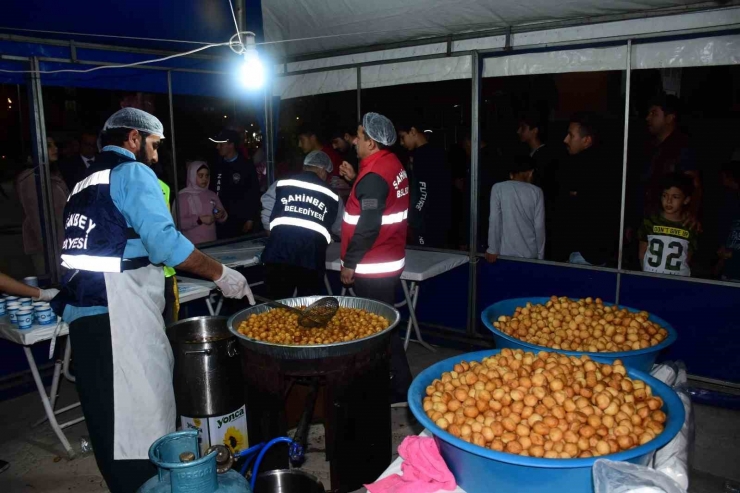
{"left": 34, "top": 305, "right": 55, "bottom": 325}
{"left": 4, "top": 296, "right": 19, "bottom": 304}
{"left": 19, "top": 298, "right": 33, "bottom": 307}
{"left": 0, "top": 298, "right": 5, "bottom": 316}
{"left": 23, "top": 276, "right": 39, "bottom": 288}
{"left": 17, "top": 309, "right": 34, "bottom": 329}
{"left": 8, "top": 305, "right": 22, "bottom": 324}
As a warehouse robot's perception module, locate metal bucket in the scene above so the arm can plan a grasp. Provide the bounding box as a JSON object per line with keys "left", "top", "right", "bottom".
{"left": 167, "top": 316, "right": 243, "bottom": 417}
{"left": 253, "top": 470, "right": 324, "bottom": 493}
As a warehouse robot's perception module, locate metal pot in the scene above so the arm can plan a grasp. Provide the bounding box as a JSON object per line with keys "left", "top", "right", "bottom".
{"left": 167, "top": 316, "right": 243, "bottom": 417}
{"left": 227, "top": 296, "right": 401, "bottom": 360}
{"left": 253, "top": 470, "right": 324, "bottom": 493}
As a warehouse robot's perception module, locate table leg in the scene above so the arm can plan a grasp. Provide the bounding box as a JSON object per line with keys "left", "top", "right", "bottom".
{"left": 62, "top": 336, "right": 75, "bottom": 383}
{"left": 206, "top": 294, "right": 216, "bottom": 316}
{"left": 401, "top": 281, "right": 435, "bottom": 352}
{"left": 214, "top": 296, "right": 224, "bottom": 316}
{"left": 23, "top": 347, "right": 76, "bottom": 458}
{"left": 49, "top": 359, "right": 62, "bottom": 411}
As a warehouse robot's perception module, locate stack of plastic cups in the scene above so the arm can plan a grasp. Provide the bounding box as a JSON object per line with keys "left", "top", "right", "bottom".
{"left": 33, "top": 302, "right": 55, "bottom": 326}
{"left": 17, "top": 307, "right": 34, "bottom": 330}
{"left": 0, "top": 296, "right": 7, "bottom": 316}
{"left": 7, "top": 302, "right": 22, "bottom": 325}
{"left": 18, "top": 297, "right": 32, "bottom": 307}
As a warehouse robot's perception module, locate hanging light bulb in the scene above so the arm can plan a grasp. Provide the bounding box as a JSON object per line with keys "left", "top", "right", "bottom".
{"left": 239, "top": 35, "right": 265, "bottom": 90}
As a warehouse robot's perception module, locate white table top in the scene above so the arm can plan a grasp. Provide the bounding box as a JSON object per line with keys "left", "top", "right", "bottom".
{"left": 177, "top": 280, "right": 214, "bottom": 304}
{"left": 201, "top": 239, "right": 265, "bottom": 268}
{"left": 325, "top": 243, "right": 469, "bottom": 282}
{"left": 0, "top": 317, "right": 69, "bottom": 346}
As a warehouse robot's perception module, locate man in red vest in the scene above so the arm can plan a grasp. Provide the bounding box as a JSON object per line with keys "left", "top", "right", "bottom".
{"left": 339, "top": 112, "right": 412, "bottom": 403}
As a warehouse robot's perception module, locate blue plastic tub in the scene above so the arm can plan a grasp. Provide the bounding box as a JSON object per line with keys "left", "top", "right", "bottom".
{"left": 409, "top": 349, "right": 685, "bottom": 493}
{"left": 481, "top": 297, "right": 678, "bottom": 373}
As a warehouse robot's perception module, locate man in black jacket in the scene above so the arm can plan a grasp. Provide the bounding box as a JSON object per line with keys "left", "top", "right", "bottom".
{"left": 397, "top": 121, "right": 452, "bottom": 248}
{"left": 60, "top": 132, "right": 98, "bottom": 191}
{"left": 556, "top": 113, "right": 620, "bottom": 266}
{"left": 209, "top": 129, "right": 261, "bottom": 238}
{"left": 517, "top": 110, "right": 562, "bottom": 259}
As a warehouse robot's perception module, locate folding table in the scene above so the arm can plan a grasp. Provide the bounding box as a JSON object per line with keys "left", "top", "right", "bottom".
{"left": 0, "top": 319, "right": 80, "bottom": 458}
{"left": 177, "top": 238, "right": 266, "bottom": 315}
{"left": 324, "top": 243, "right": 469, "bottom": 351}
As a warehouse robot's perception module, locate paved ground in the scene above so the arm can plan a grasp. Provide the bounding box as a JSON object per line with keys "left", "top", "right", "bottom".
{"left": 0, "top": 343, "right": 737, "bottom": 492}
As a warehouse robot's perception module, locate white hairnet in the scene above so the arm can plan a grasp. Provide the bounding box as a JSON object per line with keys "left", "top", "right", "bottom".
{"left": 362, "top": 112, "right": 396, "bottom": 147}
{"left": 303, "top": 150, "right": 333, "bottom": 173}
{"left": 103, "top": 108, "right": 165, "bottom": 139}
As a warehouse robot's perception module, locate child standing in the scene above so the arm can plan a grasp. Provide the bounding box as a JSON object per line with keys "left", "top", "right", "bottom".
{"left": 486, "top": 156, "right": 545, "bottom": 262}
{"left": 639, "top": 172, "right": 698, "bottom": 276}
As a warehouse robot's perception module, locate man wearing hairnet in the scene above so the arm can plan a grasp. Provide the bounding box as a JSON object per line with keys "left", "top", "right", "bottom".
{"left": 260, "top": 150, "right": 344, "bottom": 298}
{"left": 339, "top": 113, "right": 413, "bottom": 404}
{"left": 50, "top": 108, "right": 256, "bottom": 493}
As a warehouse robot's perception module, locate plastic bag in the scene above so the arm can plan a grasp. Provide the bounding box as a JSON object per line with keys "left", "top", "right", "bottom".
{"left": 593, "top": 459, "right": 685, "bottom": 493}
{"left": 650, "top": 361, "right": 693, "bottom": 490}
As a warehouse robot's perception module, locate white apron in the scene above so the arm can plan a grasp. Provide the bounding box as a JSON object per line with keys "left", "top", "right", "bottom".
{"left": 105, "top": 264, "right": 175, "bottom": 460}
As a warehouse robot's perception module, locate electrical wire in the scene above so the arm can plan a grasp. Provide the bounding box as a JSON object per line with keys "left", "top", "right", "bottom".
{"left": 0, "top": 26, "right": 219, "bottom": 45}
{"left": 227, "top": 0, "right": 244, "bottom": 49}
{"left": 0, "top": 41, "right": 230, "bottom": 74}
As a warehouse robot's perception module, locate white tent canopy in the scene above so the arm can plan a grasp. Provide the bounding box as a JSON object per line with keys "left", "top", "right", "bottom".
{"left": 267, "top": 3, "right": 740, "bottom": 99}
{"left": 263, "top": 0, "right": 708, "bottom": 60}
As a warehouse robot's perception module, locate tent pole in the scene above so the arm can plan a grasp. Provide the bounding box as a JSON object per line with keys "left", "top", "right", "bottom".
{"left": 467, "top": 51, "right": 481, "bottom": 337}
{"left": 615, "top": 39, "right": 632, "bottom": 305}
{"left": 265, "top": 87, "right": 275, "bottom": 186}
{"left": 356, "top": 67, "right": 361, "bottom": 122}
{"left": 167, "top": 71, "right": 179, "bottom": 228}
{"left": 27, "top": 57, "right": 60, "bottom": 283}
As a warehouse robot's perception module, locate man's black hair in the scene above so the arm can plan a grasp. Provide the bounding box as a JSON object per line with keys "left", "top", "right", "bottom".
{"left": 396, "top": 121, "right": 426, "bottom": 135}
{"left": 569, "top": 112, "right": 600, "bottom": 143}
{"left": 509, "top": 155, "right": 536, "bottom": 174}
{"left": 330, "top": 126, "right": 357, "bottom": 140}
{"left": 519, "top": 110, "right": 548, "bottom": 141}
{"left": 297, "top": 122, "right": 325, "bottom": 143}
{"left": 660, "top": 172, "right": 694, "bottom": 198}
{"left": 649, "top": 93, "right": 682, "bottom": 119}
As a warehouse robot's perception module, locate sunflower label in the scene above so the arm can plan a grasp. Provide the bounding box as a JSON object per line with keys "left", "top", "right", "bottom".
{"left": 180, "top": 405, "right": 249, "bottom": 456}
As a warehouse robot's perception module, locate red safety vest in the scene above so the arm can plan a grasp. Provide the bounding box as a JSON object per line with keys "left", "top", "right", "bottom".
{"left": 341, "top": 150, "right": 409, "bottom": 278}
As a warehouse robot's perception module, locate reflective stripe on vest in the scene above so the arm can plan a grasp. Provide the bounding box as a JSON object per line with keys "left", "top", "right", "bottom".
{"left": 343, "top": 209, "right": 408, "bottom": 226}
{"left": 277, "top": 179, "right": 339, "bottom": 202}
{"left": 68, "top": 169, "right": 111, "bottom": 200}
{"left": 269, "top": 216, "right": 331, "bottom": 243}
{"left": 61, "top": 254, "right": 121, "bottom": 273}
{"left": 341, "top": 258, "right": 405, "bottom": 275}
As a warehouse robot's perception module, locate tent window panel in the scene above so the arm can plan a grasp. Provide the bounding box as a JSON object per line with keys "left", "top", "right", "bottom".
{"left": 623, "top": 65, "right": 740, "bottom": 283}
{"left": 477, "top": 70, "right": 626, "bottom": 268}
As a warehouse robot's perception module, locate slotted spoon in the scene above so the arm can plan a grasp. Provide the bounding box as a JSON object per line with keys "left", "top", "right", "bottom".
{"left": 253, "top": 295, "right": 339, "bottom": 328}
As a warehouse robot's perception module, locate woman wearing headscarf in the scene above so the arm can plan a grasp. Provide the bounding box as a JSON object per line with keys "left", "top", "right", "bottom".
{"left": 16, "top": 137, "right": 70, "bottom": 275}
{"left": 176, "top": 161, "right": 227, "bottom": 244}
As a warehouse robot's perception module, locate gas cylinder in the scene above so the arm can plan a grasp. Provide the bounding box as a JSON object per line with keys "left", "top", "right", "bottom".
{"left": 138, "top": 430, "right": 251, "bottom": 493}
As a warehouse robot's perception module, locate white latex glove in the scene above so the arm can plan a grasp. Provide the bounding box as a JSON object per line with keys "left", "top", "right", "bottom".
{"left": 34, "top": 288, "right": 60, "bottom": 302}
{"left": 214, "top": 265, "right": 255, "bottom": 304}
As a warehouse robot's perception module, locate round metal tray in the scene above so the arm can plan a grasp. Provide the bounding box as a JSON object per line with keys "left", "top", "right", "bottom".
{"left": 227, "top": 296, "right": 401, "bottom": 360}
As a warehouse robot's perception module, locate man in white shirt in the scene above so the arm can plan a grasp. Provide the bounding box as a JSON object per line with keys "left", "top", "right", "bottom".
{"left": 486, "top": 156, "right": 545, "bottom": 263}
